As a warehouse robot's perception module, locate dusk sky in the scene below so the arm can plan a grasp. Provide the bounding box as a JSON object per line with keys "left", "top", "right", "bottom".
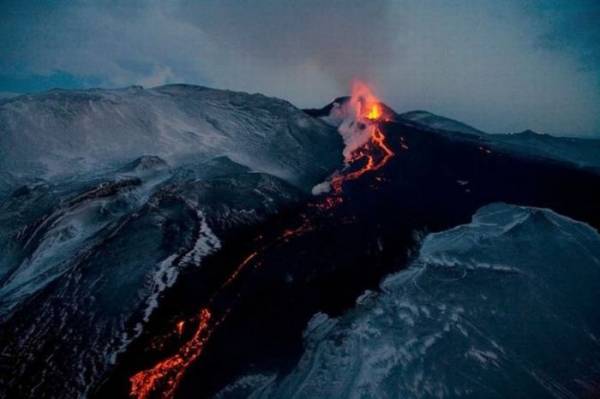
{"left": 2, "top": 0, "right": 600, "bottom": 136}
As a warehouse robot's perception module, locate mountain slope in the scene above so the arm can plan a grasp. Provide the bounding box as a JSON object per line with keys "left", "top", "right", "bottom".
{"left": 399, "top": 110, "right": 485, "bottom": 135}
{"left": 489, "top": 129, "right": 600, "bottom": 171}
{"left": 96, "top": 102, "right": 600, "bottom": 398}
{"left": 3, "top": 88, "right": 600, "bottom": 399}
{"left": 229, "top": 203, "right": 600, "bottom": 399}
{"left": 0, "top": 85, "right": 343, "bottom": 398}
{"left": 397, "top": 110, "right": 600, "bottom": 170}
{"left": 0, "top": 84, "right": 342, "bottom": 192}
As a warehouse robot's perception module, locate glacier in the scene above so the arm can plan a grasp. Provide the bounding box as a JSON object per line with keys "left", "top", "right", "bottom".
{"left": 221, "top": 203, "right": 600, "bottom": 399}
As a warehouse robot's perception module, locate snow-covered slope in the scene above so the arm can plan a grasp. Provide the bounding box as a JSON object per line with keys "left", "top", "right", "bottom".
{"left": 490, "top": 130, "right": 600, "bottom": 171}
{"left": 221, "top": 203, "right": 600, "bottom": 399}
{"left": 399, "top": 110, "right": 485, "bottom": 135}
{"left": 0, "top": 84, "right": 341, "bottom": 191}
{"left": 0, "top": 155, "right": 307, "bottom": 398}
{"left": 398, "top": 111, "right": 600, "bottom": 171}
{"left": 0, "top": 85, "right": 344, "bottom": 398}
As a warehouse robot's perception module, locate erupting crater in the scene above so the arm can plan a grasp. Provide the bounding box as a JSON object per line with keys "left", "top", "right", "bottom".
{"left": 325, "top": 81, "right": 395, "bottom": 204}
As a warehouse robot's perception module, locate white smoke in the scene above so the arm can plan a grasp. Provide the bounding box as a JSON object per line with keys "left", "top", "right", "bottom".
{"left": 338, "top": 118, "right": 371, "bottom": 161}
{"left": 323, "top": 99, "right": 372, "bottom": 162}
{"left": 311, "top": 181, "right": 331, "bottom": 195}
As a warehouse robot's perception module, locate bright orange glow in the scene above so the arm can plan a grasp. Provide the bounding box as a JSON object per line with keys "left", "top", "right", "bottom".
{"left": 281, "top": 217, "right": 313, "bottom": 241}
{"left": 318, "top": 81, "right": 395, "bottom": 209}
{"left": 222, "top": 218, "right": 314, "bottom": 289}
{"left": 366, "top": 103, "right": 382, "bottom": 121}
{"left": 129, "top": 309, "right": 212, "bottom": 399}
{"left": 221, "top": 251, "right": 258, "bottom": 288}
{"left": 371, "top": 126, "right": 394, "bottom": 164}
{"left": 175, "top": 321, "right": 185, "bottom": 336}
{"left": 350, "top": 81, "right": 390, "bottom": 122}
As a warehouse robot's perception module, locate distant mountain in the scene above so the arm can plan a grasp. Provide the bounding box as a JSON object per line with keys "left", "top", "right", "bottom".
{"left": 399, "top": 109, "right": 485, "bottom": 135}
{"left": 397, "top": 110, "right": 600, "bottom": 171}
{"left": 489, "top": 129, "right": 600, "bottom": 171}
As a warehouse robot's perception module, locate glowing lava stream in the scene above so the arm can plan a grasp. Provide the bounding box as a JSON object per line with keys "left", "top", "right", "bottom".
{"left": 329, "top": 125, "right": 394, "bottom": 198}
{"left": 324, "top": 86, "right": 395, "bottom": 205}
{"left": 128, "top": 83, "right": 395, "bottom": 399}
{"left": 129, "top": 309, "right": 212, "bottom": 399}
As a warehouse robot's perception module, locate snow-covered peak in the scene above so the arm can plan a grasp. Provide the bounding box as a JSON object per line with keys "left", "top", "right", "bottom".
{"left": 0, "top": 84, "right": 342, "bottom": 191}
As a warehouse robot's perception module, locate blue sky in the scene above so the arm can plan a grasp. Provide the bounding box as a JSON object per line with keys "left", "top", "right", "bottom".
{"left": 1, "top": 0, "right": 599, "bottom": 136}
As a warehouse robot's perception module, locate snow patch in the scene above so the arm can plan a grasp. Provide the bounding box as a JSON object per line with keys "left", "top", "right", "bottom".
{"left": 114, "top": 209, "right": 221, "bottom": 363}
{"left": 311, "top": 181, "right": 331, "bottom": 195}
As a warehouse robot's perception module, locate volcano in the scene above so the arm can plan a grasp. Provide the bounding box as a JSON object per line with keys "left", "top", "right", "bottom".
{"left": 1, "top": 84, "right": 600, "bottom": 399}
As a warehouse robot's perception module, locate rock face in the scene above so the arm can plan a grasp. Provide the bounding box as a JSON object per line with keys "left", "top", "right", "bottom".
{"left": 0, "top": 85, "right": 342, "bottom": 398}
{"left": 223, "top": 203, "right": 600, "bottom": 399}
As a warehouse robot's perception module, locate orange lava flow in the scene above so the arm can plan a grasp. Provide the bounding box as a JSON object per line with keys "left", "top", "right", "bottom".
{"left": 281, "top": 216, "right": 313, "bottom": 241}
{"left": 221, "top": 217, "right": 314, "bottom": 289}
{"left": 221, "top": 251, "right": 258, "bottom": 288}
{"left": 175, "top": 321, "right": 185, "bottom": 336}
{"left": 127, "top": 81, "right": 396, "bottom": 399}
{"left": 325, "top": 123, "right": 395, "bottom": 205}
{"left": 129, "top": 309, "right": 213, "bottom": 399}
{"left": 371, "top": 126, "right": 395, "bottom": 165}
{"left": 322, "top": 81, "right": 395, "bottom": 204}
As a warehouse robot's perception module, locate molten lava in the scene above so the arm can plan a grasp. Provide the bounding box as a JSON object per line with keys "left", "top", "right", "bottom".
{"left": 350, "top": 81, "right": 391, "bottom": 122}
{"left": 175, "top": 321, "right": 185, "bottom": 336}
{"left": 127, "top": 81, "right": 397, "bottom": 399}
{"left": 366, "top": 103, "right": 382, "bottom": 121}
{"left": 221, "top": 251, "right": 258, "bottom": 288}
{"left": 322, "top": 81, "right": 395, "bottom": 205}
{"left": 129, "top": 309, "right": 213, "bottom": 399}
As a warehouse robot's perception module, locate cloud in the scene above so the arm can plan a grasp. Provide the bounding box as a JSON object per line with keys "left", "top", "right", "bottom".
{"left": 137, "top": 65, "right": 177, "bottom": 88}
{"left": 527, "top": 0, "right": 600, "bottom": 71}
{"left": 0, "top": 0, "right": 599, "bottom": 135}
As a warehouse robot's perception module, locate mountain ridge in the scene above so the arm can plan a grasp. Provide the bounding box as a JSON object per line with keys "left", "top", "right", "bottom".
{"left": 0, "top": 84, "right": 343, "bottom": 193}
